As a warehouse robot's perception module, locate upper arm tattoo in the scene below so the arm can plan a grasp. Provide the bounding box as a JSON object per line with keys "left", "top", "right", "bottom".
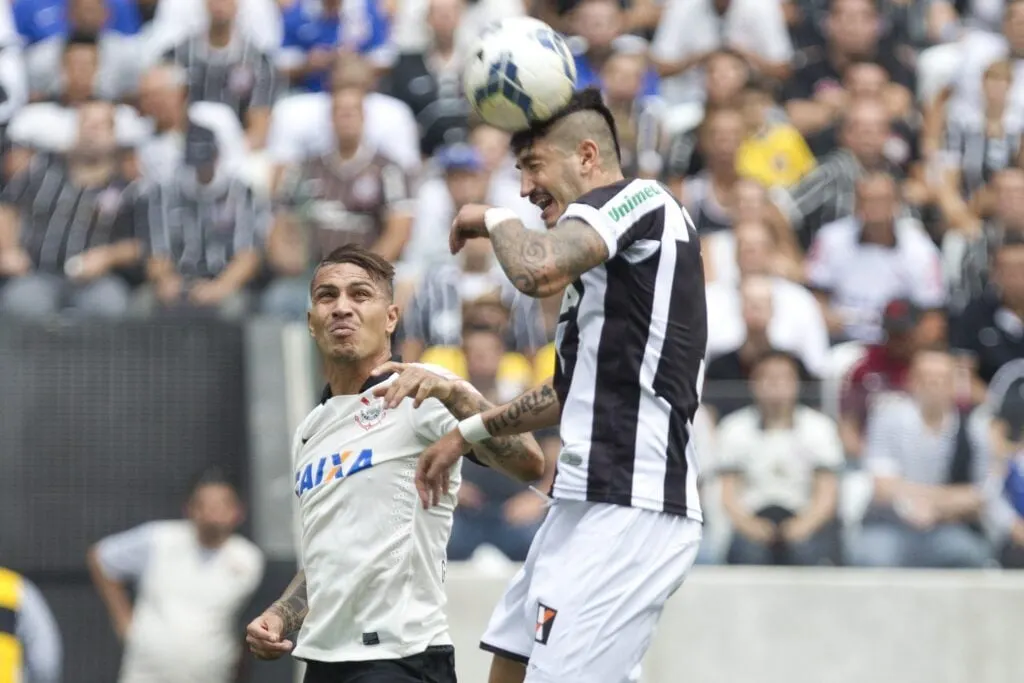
{"left": 489, "top": 218, "right": 609, "bottom": 296}
{"left": 442, "top": 387, "right": 539, "bottom": 471}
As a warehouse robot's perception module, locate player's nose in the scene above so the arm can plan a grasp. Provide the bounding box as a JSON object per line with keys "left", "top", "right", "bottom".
{"left": 520, "top": 174, "right": 535, "bottom": 198}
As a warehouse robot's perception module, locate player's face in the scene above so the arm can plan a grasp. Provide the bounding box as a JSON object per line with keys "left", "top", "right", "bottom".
{"left": 517, "top": 142, "right": 587, "bottom": 228}
{"left": 188, "top": 484, "right": 242, "bottom": 542}
{"left": 308, "top": 262, "right": 398, "bottom": 362}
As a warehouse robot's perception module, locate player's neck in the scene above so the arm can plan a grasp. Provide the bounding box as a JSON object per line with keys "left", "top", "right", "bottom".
{"left": 324, "top": 346, "right": 392, "bottom": 396}
{"left": 584, "top": 167, "right": 625, "bottom": 192}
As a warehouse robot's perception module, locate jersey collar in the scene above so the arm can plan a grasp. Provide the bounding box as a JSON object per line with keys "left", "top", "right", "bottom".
{"left": 319, "top": 354, "right": 402, "bottom": 405}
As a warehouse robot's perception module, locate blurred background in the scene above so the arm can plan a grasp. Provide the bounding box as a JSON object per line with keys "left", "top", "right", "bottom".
{"left": 1, "top": 0, "right": 1024, "bottom": 681}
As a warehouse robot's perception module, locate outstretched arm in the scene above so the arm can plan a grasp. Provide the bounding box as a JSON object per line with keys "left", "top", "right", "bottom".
{"left": 479, "top": 380, "right": 562, "bottom": 437}
{"left": 449, "top": 204, "right": 610, "bottom": 298}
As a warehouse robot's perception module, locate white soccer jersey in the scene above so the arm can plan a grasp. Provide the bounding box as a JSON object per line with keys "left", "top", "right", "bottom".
{"left": 291, "top": 364, "right": 467, "bottom": 663}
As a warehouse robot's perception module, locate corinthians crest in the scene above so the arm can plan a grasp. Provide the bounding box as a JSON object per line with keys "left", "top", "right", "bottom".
{"left": 355, "top": 396, "right": 387, "bottom": 430}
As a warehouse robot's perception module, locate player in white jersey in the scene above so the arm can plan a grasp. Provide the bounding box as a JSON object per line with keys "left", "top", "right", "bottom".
{"left": 244, "top": 244, "right": 544, "bottom": 682}
{"left": 415, "top": 88, "right": 708, "bottom": 683}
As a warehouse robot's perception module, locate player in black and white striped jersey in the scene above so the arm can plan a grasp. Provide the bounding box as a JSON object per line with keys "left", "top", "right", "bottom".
{"left": 414, "top": 88, "right": 706, "bottom": 683}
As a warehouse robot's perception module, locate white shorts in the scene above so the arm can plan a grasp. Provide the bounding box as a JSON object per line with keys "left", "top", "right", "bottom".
{"left": 479, "top": 499, "right": 702, "bottom": 683}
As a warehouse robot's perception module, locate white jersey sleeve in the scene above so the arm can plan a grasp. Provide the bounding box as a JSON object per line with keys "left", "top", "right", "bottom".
{"left": 408, "top": 363, "right": 482, "bottom": 444}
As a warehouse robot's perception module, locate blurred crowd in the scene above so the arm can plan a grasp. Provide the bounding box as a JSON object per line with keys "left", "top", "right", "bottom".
{"left": 0, "top": 0, "right": 1023, "bottom": 573}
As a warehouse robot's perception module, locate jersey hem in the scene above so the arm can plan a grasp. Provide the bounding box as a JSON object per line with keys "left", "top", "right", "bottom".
{"left": 479, "top": 641, "right": 530, "bottom": 664}
{"left": 551, "top": 489, "right": 704, "bottom": 523}
{"left": 293, "top": 638, "right": 453, "bottom": 663}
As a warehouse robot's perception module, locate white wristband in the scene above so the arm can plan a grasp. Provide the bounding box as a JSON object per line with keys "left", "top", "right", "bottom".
{"left": 457, "top": 414, "right": 492, "bottom": 444}
{"left": 484, "top": 207, "right": 519, "bottom": 233}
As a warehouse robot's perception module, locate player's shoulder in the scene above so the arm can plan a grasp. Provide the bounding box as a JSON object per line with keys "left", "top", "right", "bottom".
{"left": 224, "top": 533, "right": 265, "bottom": 568}
{"left": 716, "top": 405, "right": 762, "bottom": 436}
{"left": 571, "top": 178, "right": 670, "bottom": 211}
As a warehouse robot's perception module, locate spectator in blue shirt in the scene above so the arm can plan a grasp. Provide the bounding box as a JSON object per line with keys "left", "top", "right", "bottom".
{"left": 278, "top": 0, "right": 389, "bottom": 93}
{"left": 568, "top": 0, "right": 658, "bottom": 97}
{"left": 13, "top": 0, "right": 140, "bottom": 45}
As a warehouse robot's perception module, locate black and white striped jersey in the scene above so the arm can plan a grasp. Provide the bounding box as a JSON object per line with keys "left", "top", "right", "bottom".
{"left": 551, "top": 178, "right": 707, "bottom": 521}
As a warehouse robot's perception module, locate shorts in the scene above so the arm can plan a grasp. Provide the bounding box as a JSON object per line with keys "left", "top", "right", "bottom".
{"left": 303, "top": 646, "right": 456, "bottom": 683}
{"left": 480, "top": 499, "right": 702, "bottom": 683}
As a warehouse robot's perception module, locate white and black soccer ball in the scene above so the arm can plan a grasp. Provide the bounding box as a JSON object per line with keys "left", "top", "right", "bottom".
{"left": 463, "top": 17, "right": 577, "bottom": 133}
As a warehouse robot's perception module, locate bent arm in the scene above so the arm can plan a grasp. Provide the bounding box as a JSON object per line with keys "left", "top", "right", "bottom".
{"left": 488, "top": 217, "right": 609, "bottom": 298}
{"left": 86, "top": 546, "right": 135, "bottom": 641}
{"left": 267, "top": 570, "right": 308, "bottom": 636}
{"left": 441, "top": 381, "right": 546, "bottom": 482}
{"left": 476, "top": 380, "right": 562, "bottom": 438}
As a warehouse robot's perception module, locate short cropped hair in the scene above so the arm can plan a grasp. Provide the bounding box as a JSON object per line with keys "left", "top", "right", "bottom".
{"left": 189, "top": 467, "right": 239, "bottom": 498}
{"left": 509, "top": 87, "right": 622, "bottom": 165}
{"left": 311, "top": 243, "right": 395, "bottom": 300}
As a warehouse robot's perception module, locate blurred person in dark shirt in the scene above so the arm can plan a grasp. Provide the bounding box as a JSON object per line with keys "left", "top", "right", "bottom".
{"left": 679, "top": 107, "right": 744, "bottom": 236}
{"left": 447, "top": 324, "right": 548, "bottom": 562}
{"left": 838, "top": 298, "right": 923, "bottom": 458}
{"left": 143, "top": 124, "right": 265, "bottom": 318}
{"left": 851, "top": 349, "right": 992, "bottom": 568}
{"left": 0, "top": 100, "right": 143, "bottom": 318}
{"left": 382, "top": 0, "right": 470, "bottom": 157}
{"left": 163, "top": 0, "right": 279, "bottom": 150}
{"left": 952, "top": 233, "right": 1024, "bottom": 394}
{"left": 782, "top": 0, "right": 915, "bottom": 138}
{"left": 718, "top": 350, "right": 842, "bottom": 566}
{"left": 263, "top": 85, "right": 413, "bottom": 320}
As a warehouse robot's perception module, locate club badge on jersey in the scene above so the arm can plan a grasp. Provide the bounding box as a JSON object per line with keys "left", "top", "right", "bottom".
{"left": 355, "top": 396, "right": 387, "bottom": 431}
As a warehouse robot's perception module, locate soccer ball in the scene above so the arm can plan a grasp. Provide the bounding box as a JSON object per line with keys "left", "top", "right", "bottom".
{"left": 463, "top": 17, "right": 577, "bottom": 133}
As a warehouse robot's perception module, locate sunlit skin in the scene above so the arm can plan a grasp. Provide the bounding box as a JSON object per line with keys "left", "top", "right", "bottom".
{"left": 307, "top": 263, "right": 398, "bottom": 393}
{"left": 515, "top": 139, "right": 595, "bottom": 228}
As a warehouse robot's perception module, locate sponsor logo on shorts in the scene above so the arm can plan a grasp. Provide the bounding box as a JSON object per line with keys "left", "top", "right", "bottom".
{"left": 535, "top": 603, "right": 557, "bottom": 645}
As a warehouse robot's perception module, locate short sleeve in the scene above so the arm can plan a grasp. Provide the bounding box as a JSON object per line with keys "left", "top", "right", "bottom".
{"left": 380, "top": 161, "right": 413, "bottom": 213}
{"left": 714, "top": 413, "right": 750, "bottom": 474}
{"left": 408, "top": 364, "right": 481, "bottom": 444}
{"left": 904, "top": 231, "right": 947, "bottom": 309}
{"left": 17, "top": 578, "right": 62, "bottom": 683}
{"left": 94, "top": 522, "right": 158, "bottom": 582}
{"left": 809, "top": 413, "right": 845, "bottom": 470}
{"left": 559, "top": 179, "right": 671, "bottom": 260}
{"left": 251, "top": 51, "right": 278, "bottom": 109}
{"left": 804, "top": 229, "right": 838, "bottom": 292}
{"left": 861, "top": 400, "right": 903, "bottom": 478}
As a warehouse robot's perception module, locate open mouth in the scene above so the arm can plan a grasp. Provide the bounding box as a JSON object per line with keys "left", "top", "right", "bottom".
{"left": 531, "top": 193, "right": 557, "bottom": 222}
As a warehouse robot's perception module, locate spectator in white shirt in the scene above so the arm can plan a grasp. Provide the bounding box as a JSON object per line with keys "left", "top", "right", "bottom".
{"left": 807, "top": 171, "right": 946, "bottom": 343}
{"left": 717, "top": 350, "right": 843, "bottom": 565}
{"left": 87, "top": 471, "right": 265, "bottom": 683}
{"left": 651, "top": 0, "right": 793, "bottom": 106}
{"left": 850, "top": 349, "right": 993, "bottom": 568}
{"left": 705, "top": 221, "right": 830, "bottom": 376}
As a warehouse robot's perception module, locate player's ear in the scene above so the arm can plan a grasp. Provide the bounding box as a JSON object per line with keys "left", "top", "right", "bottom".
{"left": 307, "top": 309, "right": 315, "bottom": 339}
{"left": 578, "top": 138, "right": 600, "bottom": 173}
{"left": 385, "top": 303, "right": 399, "bottom": 336}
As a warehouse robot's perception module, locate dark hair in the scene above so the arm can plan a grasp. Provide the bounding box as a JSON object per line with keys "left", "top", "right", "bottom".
{"left": 509, "top": 87, "right": 622, "bottom": 164}
{"left": 189, "top": 467, "right": 238, "bottom": 497}
{"left": 311, "top": 243, "right": 395, "bottom": 299}
{"left": 751, "top": 349, "right": 804, "bottom": 375}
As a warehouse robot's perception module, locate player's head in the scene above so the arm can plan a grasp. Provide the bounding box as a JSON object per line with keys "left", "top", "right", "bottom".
{"left": 186, "top": 469, "right": 243, "bottom": 545}
{"left": 510, "top": 87, "right": 623, "bottom": 228}
{"left": 307, "top": 244, "right": 398, "bottom": 363}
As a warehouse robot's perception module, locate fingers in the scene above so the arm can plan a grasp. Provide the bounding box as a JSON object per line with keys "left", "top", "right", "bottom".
{"left": 415, "top": 454, "right": 433, "bottom": 509}
{"left": 412, "top": 382, "right": 433, "bottom": 408}
{"left": 370, "top": 360, "right": 403, "bottom": 377}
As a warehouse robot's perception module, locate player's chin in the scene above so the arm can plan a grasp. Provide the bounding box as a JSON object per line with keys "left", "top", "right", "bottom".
{"left": 540, "top": 202, "right": 562, "bottom": 228}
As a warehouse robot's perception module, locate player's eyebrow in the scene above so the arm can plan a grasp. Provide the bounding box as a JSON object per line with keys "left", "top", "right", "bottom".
{"left": 515, "top": 153, "right": 537, "bottom": 171}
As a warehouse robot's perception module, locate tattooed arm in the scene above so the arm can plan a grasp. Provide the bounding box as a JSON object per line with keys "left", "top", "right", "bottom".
{"left": 440, "top": 380, "right": 547, "bottom": 482}
{"left": 487, "top": 217, "right": 610, "bottom": 298}
{"left": 268, "top": 570, "right": 308, "bottom": 635}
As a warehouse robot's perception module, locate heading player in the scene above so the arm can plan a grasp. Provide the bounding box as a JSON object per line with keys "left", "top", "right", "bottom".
{"left": 244, "top": 244, "right": 544, "bottom": 683}
{"left": 417, "top": 87, "right": 708, "bottom": 683}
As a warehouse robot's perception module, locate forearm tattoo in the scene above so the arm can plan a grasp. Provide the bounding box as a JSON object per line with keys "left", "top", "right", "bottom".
{"left": 269, "top": 570, "right": 308, "bottom": 635}
{"left": 443, "top": 386, "right": 537, "bottom": 468}
{"left": 489, "top": 219, "right": 608, "bottom": 296}
{"left": 484, "top": 383, "right": 559, "bottom": 435}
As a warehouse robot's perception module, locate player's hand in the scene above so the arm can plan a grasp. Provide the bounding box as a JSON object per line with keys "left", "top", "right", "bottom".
{"left": 450, "top": 203, "right": 492, "bottom": 254}
{"left": 370, "top": 361, "right": 455, "bottom": 409}
{"left": 246, "top": 611, "right": 293, "bottom": 661}
{"left": 416, "top": 429, "right": 470, "bottom": 508}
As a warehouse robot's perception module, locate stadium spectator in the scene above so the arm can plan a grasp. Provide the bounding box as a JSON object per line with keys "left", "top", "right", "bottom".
{"left": 985, "top": 360, "right": 1024, "bottom": 568}
{"left": 770, "top": 97, "right": 900, "bottom": 248}
{"left": 12, "top": 0, "right": 139, "bottom": 45}
{"left": 24, "top": 0, "right": 139, "bottom": 103}
{"left": 0, "top": 567, "right": 62, "bottom": 683}
{"left": 838, "top": 298, "right": 923, "bottom": 459}
{"left": 263, "top": 86, "right": 413, "bottom": 320}
{"left": 736, "top": 77, "right": 816, "bottom": 188}
{"left": 851, "top": 349, "right": 993, "bottom": 568}
{"left": 265, "top": 54, "right": 420, "bottom": 191}
{"left": 951, "top": 232, "right": 1024, "bottom": 390}
{"left": 400, "top": 233, "right": 547, "bottom": 361}
{"left": 600, "top": 47, "right": 664, "bottom": 178}
{"left": 163, "top": 0, "right": 279, "bottom": 150}
{"left": 568, "top": 0, "right": 659, "bottom": 96}
{"left": 87, "top": 471, "right": 264, "bottom": 683}
{"left": 142, "top": 124, "right": 266, "bottom": 318}
{"left": 679, "top": 107, "right": 746, "bottom": 235}
{"left": 705, "top": 221, "right": 828, "bottom": 376}
{"left": 806, "top": 171, "right": 946, "bottom": 344}
{"left": 943, "top": 167, "right": 1024, "bottom": 314}
{"left": 448, "top": 324, "right": 546, "bottom": 562}
{"left": 277, "top": 0, "right": 390, "bottom": 94}
{"left": 703, "top": 276, "right": 814, "bottom": 420}
{"left": 782, "top": 0, "right": 914, "bottom": 138}
{"left": 718, "top": 350, "right": 842, "bottom": 566}
{"left": 0, "top": 100, "right": 142, "bottom": 318}
{"left": 382, "top": 0, "right": 470, "bottom": 157}
{"left": 402, "top": 141, "right": 540, "bottom": 277}
{"left": 651, "top": 0, "right": 792, "bottom": 106}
